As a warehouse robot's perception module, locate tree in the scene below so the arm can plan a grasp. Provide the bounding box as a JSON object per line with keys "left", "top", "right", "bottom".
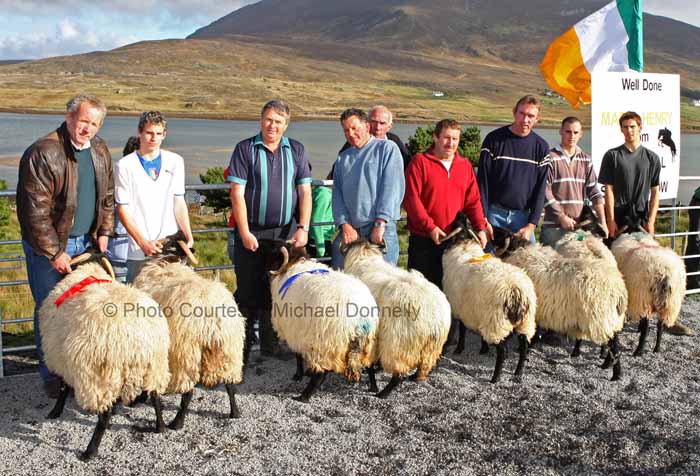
{"left": 198, "top": 167, "right": 230, "bottom": 217}
{"left": 407, "top": 125, "right": 481, "bottom": 167}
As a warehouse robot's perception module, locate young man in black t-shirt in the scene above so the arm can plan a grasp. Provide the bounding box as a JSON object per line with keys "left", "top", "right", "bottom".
{"left": 598, "top": 111, "right": 661, "bottom": 237}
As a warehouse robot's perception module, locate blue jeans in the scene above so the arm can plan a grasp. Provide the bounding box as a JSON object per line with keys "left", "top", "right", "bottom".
{"left": 126, "top": 260, "right": 147, "bottom": 284}
{"left": 486, "top": 205, "right": 536, "bottom": 252}
{"left": 331, "top": 221, "right": 399, "bottom": 269}
{"left": 23, "top": 234, "right": 91, "bottom": 385}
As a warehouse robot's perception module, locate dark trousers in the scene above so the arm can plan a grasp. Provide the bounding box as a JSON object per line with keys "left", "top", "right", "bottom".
{"left": 686, "top": 197, "right": 700, "bottom": 289}
{"left": 233, "top": 224, "right": 294, "bottom": 354}
{"left": 407, "top": 234, "right": 444, "bottom": 290}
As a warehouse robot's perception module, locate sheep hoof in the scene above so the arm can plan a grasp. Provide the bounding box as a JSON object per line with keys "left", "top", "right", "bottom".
{"left": 367, "top": 385, "right": 379, "bottom": 393}
{"left": 375, "top": 392, "right": 390, "bottom": 399}
{"left": 155, "top": 423, "right": 166, "bottom": 433}
{"left": 292, "top": 395, "right": 310, "bottom": 403}
{"left": 454, "top": 346, "right": 464, "bottom": 355}
{"left": 46, "top": 409, "right": 62, "bottom": 420}
{"left": 292, "top": 373, "right": 303, "bottom": 382}
{"left": 79, "top": 449, "right": 97, "bottom": 462}
{"left": 632, "top": 349, "right": 644, "bottom": 357}
{"left": 228, "top": 409, "right": 241, "bottom": 419}
{"left": 489, "top": 376, "right": 501, "bottom": 384}
{"left": 167, "top": 419, "right": 185, "bottom": 431}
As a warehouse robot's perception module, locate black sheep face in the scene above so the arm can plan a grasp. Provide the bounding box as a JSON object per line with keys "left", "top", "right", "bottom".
{"left": 491, "top": 226, "right": 530, "bottom": 258}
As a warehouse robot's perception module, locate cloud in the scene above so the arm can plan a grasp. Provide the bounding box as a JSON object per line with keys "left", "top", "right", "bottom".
{"left": 0, "top": 19, "right": 139, "bottom": 60}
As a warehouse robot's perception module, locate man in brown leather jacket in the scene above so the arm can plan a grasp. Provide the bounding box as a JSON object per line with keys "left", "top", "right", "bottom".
{"left": 16, "top": 94, "right": 114, "bottom": 398}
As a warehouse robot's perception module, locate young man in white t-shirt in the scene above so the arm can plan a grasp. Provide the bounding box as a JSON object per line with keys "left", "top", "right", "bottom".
{"left": 115, "top": 111, "right": 194, "bottom": 282}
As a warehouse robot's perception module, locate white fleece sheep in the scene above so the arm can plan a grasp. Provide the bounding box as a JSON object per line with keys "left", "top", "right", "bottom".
{"left": 501, "top": 239, "right": 627, "bottom": 381}
{"left": 343, "top": 241, "right": 451, "bottom": 398}
{"left": 610, "top": 232, "right": 686, "bottom": 355}
{"left": 133, "top": 261, "right": 246, "bottom": 428}
{"left": 442, "top": 238, "right": 537, "bottom": 383}
{"left": 269, "top": 249, "right": 379, "bottom": 402}
{"left": 39, "top": 260, "right": 170, "bottom": 459}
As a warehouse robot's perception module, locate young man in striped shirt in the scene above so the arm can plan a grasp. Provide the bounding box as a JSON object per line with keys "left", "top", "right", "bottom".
{"left": 540, "top": 116, "right": 608, "bottom": 246}
{"left": 477, "top": 95, "right": 550, "bottom": 244}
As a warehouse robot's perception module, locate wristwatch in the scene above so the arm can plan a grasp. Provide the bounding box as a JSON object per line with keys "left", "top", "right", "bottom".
{"left": 373, "top": 221, "right": 386, "bottom": 229}
{"left": 297, "top": 224, "right": 310, "bottom": 232}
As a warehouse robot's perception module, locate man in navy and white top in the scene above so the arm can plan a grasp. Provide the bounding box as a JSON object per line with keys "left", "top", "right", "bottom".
{"left": 115, "top": 111, "right": 194, "bottom": 282}
{"left": 477, "top": 95, "right": 550, "bottom": 243}
{"left": 228, "top": 100, "right": 312, "bottom": 360}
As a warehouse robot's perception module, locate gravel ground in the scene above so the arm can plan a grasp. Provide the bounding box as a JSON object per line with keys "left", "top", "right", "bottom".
{"left": 1, "top": 299, "right": 699, "bottom": 476}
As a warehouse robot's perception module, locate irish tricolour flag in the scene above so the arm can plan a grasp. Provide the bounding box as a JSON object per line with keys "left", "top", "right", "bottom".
{"left": 540, "top": 0, "right": 643, "bottom": 108}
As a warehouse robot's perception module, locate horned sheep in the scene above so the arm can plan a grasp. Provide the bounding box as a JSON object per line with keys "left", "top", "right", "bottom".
{"left": 494, "top": 229, "right": 628, "bottom": 381}
{"left": 133, "top": 259, "right": 246, "bottom": 429}
{"left": 441, "top": 214, "right": 538, "bottom": 383}
{"left": 39, "top": 255, "right": 171, "bottom": 460}
{"left": 343, "top": 240, "right": 451, "bottom": 398}
{"left": 268, "top": 245, "right": 379, "bottom": 402}
{"left": 610, "top": 232, "right": 686, "bottom": 356}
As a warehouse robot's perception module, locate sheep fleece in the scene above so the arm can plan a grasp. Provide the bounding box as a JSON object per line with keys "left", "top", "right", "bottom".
{"left": 270, "top": 259, "right": 378, "bottom": 381}
{"left": 442, "top": 241, "right": 537, "bottom": 344}
{"left": 134, "top": 262, "right": 245, "bottom": 394}
{"left": 611, "top": 233, "right": 685, "bottom": 326}
{"left": 344, "top": 248, "right": 451, "bottom": 379}
{"left": 39, "top": 262, "right": 170, "bottom": 413}
{"left": 505, "top": 244, "right": 627, "bottom": 343}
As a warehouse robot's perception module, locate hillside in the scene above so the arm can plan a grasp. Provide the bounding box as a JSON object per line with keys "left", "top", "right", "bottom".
{"left": 0, "top": 0, "right": 698, "bottom": 128}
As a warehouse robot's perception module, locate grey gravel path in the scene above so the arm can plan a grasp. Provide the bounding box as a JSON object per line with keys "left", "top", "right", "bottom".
{"left": 1, "top": 300, "right": 699, "bottom": 476}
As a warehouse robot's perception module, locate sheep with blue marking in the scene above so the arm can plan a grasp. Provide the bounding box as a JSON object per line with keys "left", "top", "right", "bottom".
{"left": 39, "top": 253, "right": 170, "bottom": 460}
{"left": 343, "top": 239, "right": 451, "bottom": 398}
{"left": 269, "top": 244, "right": 378, "bottom": 402}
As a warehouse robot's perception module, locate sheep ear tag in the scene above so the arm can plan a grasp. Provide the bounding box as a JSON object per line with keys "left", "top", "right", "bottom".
{"left": 577, "top": 233, "right": 585, "bottom": 241}
{"left": 54, "top": 276, "right": 112, "bottom": 308}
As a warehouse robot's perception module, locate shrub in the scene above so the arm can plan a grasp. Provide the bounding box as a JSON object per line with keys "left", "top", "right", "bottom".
{"left": 199, "top": 167, "right": 230, "bottom": 217}
{"left": 407, "top": 125, "right": 481, "bottom": 167}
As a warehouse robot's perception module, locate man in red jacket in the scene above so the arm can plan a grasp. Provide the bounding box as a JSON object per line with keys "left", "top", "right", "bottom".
{"left": 404, "top": 119, "right": 487, "bottom": 289}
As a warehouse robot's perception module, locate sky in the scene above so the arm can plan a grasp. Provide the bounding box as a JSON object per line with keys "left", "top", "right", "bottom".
{"left": 0, "top": 0, "right": 698, "bottom": 60}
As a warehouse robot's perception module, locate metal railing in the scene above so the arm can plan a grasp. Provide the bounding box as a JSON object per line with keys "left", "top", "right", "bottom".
{"left": 1, "top": 178, "right": 699, "bottom": 376}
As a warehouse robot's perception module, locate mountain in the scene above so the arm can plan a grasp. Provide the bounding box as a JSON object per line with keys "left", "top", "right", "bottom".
{"left": 190, "top": 0, "right": 700, "bottom": 66}
{"left": 0, "top": 0, "right": 698, "bottom": 128}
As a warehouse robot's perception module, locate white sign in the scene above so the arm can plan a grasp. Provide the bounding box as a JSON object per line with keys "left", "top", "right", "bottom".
{"left": 591, "top": 72, "right": 680, "bottom": 200}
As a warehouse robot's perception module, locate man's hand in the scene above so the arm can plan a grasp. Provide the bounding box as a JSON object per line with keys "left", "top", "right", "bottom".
{"left": 607, "top": 220, "right": 618, "bottom": 239}
{"left": 477, "top": 230, "right": 488, "bottom": 249}
{"left": 341, "top": 224, "right": 359, "bottom": 245}
{"left": 240, "top": 231, "right": 259, "bottom": 252}
{"left": 643, "top": 222, "right": 655, "bottom": 236}
{"left": 51, "top": 252, "right": 72, "bottom": 274}
{"left": 485, "top": 221, "right": 494, "bottom": 241}
{"left": 558, "top": 215, "right": 576, "bottom": 231}
{"left": 429, "top": 226, "right": 446, "bottom": 245}
{"left": 138, "top": 239, "right": 164, "bottom": 257}
{"left": 97, "top": 235, "right": 109, "bottom": 253}
{"left": 291, "top": 228, "right": 308, "bottom": 248}
{"left": 370, "top": 224, "right": 385, "bottom": 246}
{"left": 517, "top": 224, "right": 536, "bottom": 241}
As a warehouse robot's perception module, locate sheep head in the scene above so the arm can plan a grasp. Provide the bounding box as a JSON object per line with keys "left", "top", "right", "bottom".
{"left": 491, "top": 226, "right": 531, "bottom": 258}
{"left": 439, "top": 211, "right": 479, "bottom": 248}
{"left": 575, "top": 204, "right": 608, "bottom": 238}
{"left": 341, "top": 239, "right": 384, "bottom": 267}
{"left": 265, "top": 239, "right": 308, "bottom": 276}
{"left": 70, "top": 251, "right": 116, "bottom": 281}
{"left": 156, "top": 231, "right": 198, "bottom": 265}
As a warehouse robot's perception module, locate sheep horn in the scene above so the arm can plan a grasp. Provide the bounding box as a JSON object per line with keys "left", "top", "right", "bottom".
{"left": 69, "top": 253, "right": 92, "bottom": 266}
{"left": 494, "top": 236, "right": 511, "bottom": 257}
{"left": 439, "top": 227, "right": 463, "bottom": 244}
{"left": 100, "top": 256, "right": 116, "bottom": 281}
{"left": 270, "top": 246, "right": 289, "bottom": 276}
{"left": 467, "top": 228, "right": 480, "bottom": 242}
{"left": 177, "top": 240, "right": 199, "bottom": 266}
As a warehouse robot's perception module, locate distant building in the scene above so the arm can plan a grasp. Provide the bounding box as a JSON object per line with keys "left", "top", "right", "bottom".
{"left": 693, "top": 99, "right": 700, "bottom": 107}
{"left": 432, "top": 91, "right": 445, "bottom": 97}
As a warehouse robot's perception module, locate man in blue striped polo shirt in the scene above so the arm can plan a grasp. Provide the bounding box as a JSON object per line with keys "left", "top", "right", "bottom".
{"left": 477, "top": 95, "right": 551, "bottom": 243}
{"left": 228, "top": 100, "right": 312, "bottom": 361}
